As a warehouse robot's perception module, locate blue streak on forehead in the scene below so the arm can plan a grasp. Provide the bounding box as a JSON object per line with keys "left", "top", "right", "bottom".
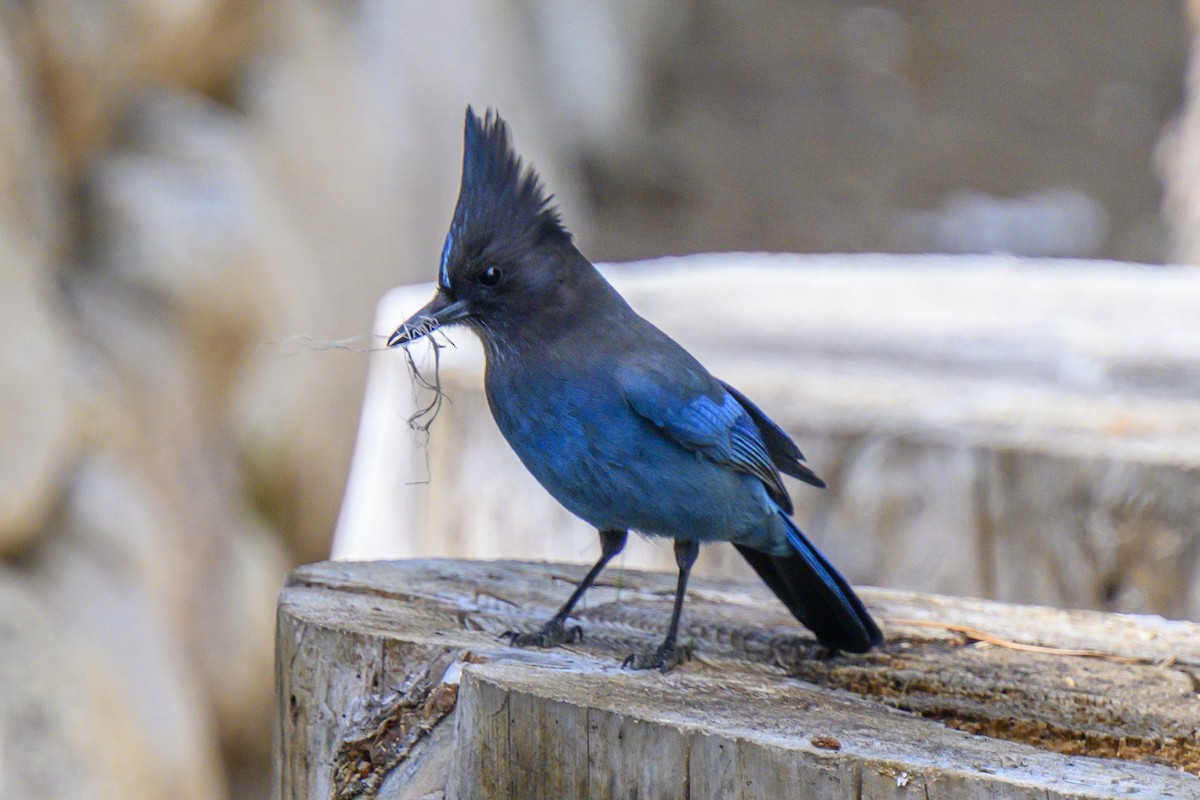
{"left": 439, "top": 230, "right": 453, "bottom": 290}
{"left": 439, "top": 210, "right": 470, "bottom": 291}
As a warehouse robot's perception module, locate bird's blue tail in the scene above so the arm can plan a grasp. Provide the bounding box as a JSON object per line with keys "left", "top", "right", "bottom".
{"left": 736, "top": 515, "right": 882, "bottom": 653}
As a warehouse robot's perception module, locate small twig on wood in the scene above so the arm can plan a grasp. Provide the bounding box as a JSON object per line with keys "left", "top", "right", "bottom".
{"left": 889, "top": 618, "right": 1141, "bottom": 664}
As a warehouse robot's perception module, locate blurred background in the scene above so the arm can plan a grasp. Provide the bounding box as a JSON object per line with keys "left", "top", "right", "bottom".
{"left": 1, "top": 2, "right": 1197, "bottom": 798}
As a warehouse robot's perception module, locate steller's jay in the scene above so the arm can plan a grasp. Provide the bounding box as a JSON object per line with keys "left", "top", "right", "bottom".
{"left": 389, "top": 107, "right": 883, "bottom": 671}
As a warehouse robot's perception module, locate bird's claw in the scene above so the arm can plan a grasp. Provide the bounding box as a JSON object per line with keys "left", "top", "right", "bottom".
{"left": 814, "top": 644, "right": 840, "bottom": 661}
{"left": 501, "top": 618, "right": 582, "bottom": 649}
{"left": 622, "top": 641, "right": 692, "bottom": 673}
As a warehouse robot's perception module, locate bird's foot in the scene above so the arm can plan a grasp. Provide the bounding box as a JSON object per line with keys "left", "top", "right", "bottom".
{"left": 501, "top": 617, "right": 582, "bottom": 649}
{"left": 622, "top": 641, "right": 692, "bottom": 673}
{"left": 814, "top": 644, "right": 840, "bottom": 661}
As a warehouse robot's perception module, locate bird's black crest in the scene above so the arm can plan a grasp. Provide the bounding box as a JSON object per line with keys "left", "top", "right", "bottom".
{"left": 440, "top": 108, "right": 569, "bottom": 287}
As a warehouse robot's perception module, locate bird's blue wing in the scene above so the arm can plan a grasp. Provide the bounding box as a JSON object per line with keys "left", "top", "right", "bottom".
{"left": 717, "top": 379, "right": 825, "bottom": 489}
{"left": 617, "top": 365, "right": 794, "bottom": 513}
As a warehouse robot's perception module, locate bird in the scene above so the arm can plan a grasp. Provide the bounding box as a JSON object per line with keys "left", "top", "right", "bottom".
{"left": 388, "top": 107, "right": 883, "bottom": 672}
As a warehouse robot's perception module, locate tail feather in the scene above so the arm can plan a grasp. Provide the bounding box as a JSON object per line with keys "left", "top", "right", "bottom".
{"left": 736, "top": 517, "right": 882, "bottom": 653}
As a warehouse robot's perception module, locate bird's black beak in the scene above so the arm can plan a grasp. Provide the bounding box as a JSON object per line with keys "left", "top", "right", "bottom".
{"left": 387, "top": 292, "right": 470, "bottom": 347}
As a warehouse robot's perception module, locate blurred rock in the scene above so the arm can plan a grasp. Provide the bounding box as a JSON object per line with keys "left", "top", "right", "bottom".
{"left": 28, "top": 454, "right": 230, "bottom": 800}
{"left": 3, "top": 77, "right": 296, "bottom": 800}
{"left": 588, "top": 1, "right": 1186, "bottom": 264}
{"left": 0, "top": 5, "right": 62, "bottom": 246}
{"left": 0, "top": 235, "right": 77, "bottom": 554}
{"left": 895, "top": 188, "right": 1111, "bottom": 257}
{"left": 196, "top": 514, "right": 291, "bottom": 763}
{"left": 66, "top": 239, "right": 288, "bottom": 770}
{"left": 28, "top": 0, "right": 265, "bottom": 172}
{"left": 0, "top": 567, "right": 161, "bottom": 800}
{"left": 525, "top": 0, "right": 685, "bottom": 164}
{"left": 87, "top": 90, "right": 279, "bottom": 398}
{"left": 58, "top": 85, "right": 294, "bottom": 787}
{"left": 0, "top": 12, "right": 74, "bottom": 555}
{"left": 1160, "top": 5, "right": 1200, "bottom": 264}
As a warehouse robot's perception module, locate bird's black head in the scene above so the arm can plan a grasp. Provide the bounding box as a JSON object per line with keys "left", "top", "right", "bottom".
{"left": 389, "top": 107, "right": 582, "bottom": 349}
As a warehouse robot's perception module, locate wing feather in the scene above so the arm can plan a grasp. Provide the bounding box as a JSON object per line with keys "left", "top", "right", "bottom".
{"left": 718, "top": 379, "right": 825, "bottom": 488}
{"left": 618, "top": 366, "right": 794, "bottom": 513}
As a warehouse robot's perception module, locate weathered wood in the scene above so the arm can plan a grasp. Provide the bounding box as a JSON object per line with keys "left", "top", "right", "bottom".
{"left": 274, "top": 559, "right": 1200, "bottom": 800}
{"left": 336, "top": 255, "right": 1200, "bottom": 623}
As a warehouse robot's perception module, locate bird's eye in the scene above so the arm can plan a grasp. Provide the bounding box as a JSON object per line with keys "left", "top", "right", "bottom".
{"left": 478, "top": 267, "right": 503, "bottom": 287}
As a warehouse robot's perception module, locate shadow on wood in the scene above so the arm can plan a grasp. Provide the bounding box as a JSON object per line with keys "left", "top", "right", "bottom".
{"left": 275, "top": 560, "right": 1200, "bottom": 800}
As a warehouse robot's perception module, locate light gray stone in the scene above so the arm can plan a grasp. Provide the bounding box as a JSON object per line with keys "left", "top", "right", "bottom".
{"left": 61, "top": 270, "right": 289, "bottom": 766}
{"left": 0, "top": 233, "right": 76, "bottom": 554}
{"left": 196, "top": 513, "right": 291, "bottom": 761}
{"left": 28, "top": 454, "right": 230, "bottom": 800}
{"left": 0, "top": 566, "right": 161, "bottom": 800}
{"left": 0, "top": 7, "right": 75, "bottom": 554}
{"left": 87, "top": 89, "right": 280, "bottom": 396}
{"left": 1161, "top": 8, "right": 1200, "bottom": 265}
{"left": 0, "top": 6, "right": 62, "bottom": 247}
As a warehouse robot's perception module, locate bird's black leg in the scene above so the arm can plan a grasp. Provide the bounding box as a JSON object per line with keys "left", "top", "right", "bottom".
{"left": 624, "top": 538, "right": 699, "bottom": 673}
{"left": 504, "top": 528, "right": 627, "bottom": 649}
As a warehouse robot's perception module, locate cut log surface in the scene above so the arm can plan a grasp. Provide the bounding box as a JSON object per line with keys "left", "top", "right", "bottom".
{"left": 275, "top": 559, "right": 1200, "bottom": 800}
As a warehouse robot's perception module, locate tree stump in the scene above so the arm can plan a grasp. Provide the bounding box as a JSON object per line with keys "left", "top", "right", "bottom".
{"left": 275, "top": 559, "right": 1200, "bottom": 800}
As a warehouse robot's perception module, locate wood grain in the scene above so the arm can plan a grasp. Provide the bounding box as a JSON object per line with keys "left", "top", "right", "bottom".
{"left": 275, "top": 559, "right": 1200, "bottom": 799}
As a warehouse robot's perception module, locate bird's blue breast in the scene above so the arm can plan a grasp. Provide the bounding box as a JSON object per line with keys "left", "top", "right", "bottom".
{"left": 484, "top": 358, "right": 781, "bottom": 549}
